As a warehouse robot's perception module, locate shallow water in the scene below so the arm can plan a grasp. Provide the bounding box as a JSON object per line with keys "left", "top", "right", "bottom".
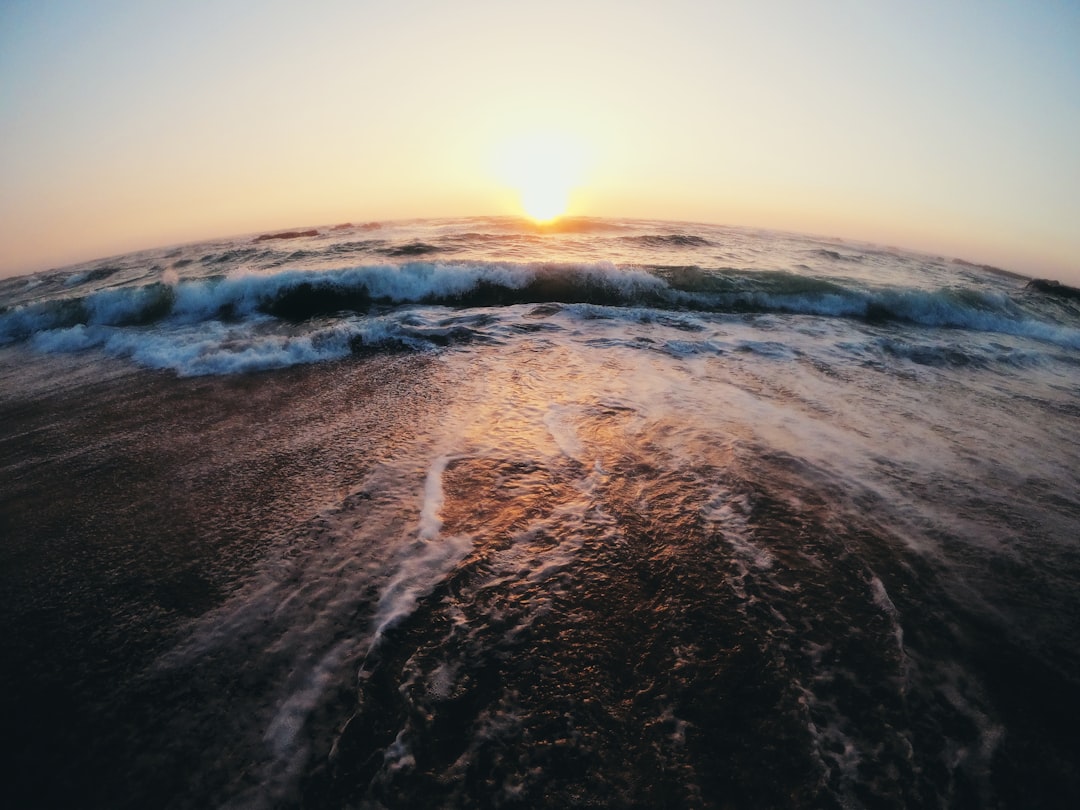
{"left": 1, "top": 218, "right": 1078, "bottom": 808}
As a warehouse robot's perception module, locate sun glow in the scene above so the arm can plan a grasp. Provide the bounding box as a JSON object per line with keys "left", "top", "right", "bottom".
{"left": 495, "top": 132, "right": 587, "bottom": 223}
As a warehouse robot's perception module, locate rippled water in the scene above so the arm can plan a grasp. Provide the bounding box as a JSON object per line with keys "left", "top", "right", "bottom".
{"left": 1, "top": 218, "right": 1078, "bottom": 808}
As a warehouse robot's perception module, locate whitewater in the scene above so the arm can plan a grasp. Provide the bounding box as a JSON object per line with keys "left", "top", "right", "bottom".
{"left": 1, "top": 217, "right": 1078, "bottom": 808}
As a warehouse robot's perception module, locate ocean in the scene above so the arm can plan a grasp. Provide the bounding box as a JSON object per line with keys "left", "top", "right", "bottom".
{"left": 1, "top": 217, "right": 1078, "bottom": 809}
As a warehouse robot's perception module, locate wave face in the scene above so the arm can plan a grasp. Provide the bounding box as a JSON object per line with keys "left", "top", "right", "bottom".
{"left": 2, "top": 217, "right": 1079, "bottom": 810}
{"left": 2, "top": 217, "right": 1077, "bottom": 376}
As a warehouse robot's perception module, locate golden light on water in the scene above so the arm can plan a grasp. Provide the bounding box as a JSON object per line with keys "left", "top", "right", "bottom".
{"left": 494, "top": 132, "right": 587, "bottom": 223}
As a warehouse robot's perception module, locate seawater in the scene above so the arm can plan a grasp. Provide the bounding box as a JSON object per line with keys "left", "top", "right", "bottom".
{"left": 1, "top": 217, "right": 1078, "bottom": 808}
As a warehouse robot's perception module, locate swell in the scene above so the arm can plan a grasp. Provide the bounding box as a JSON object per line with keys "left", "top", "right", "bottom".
{"left": 3, "top": 261, "right": 1078, "bottom": 352}
{"left": 621, "top": 233, "right": 712, "bottom": 248}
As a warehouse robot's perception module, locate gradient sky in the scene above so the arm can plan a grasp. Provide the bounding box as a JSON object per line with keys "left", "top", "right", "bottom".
{"left": 2, "top": 0, "right": 1078, "bottom": 281}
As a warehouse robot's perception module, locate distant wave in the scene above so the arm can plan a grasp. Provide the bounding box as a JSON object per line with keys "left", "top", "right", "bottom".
{"left": 376, "top": 242, "right": 443, "bottom": 257}
{"left": 326, "top": 239, "right": 388, "bottom": 256}
{"left": 808, "top": 248, "right": 865, "bottom": 263}
{"left": 63, "top": 265, "right": 123, "bottom": 287}
{"left": 621, "top": 234, "right": 712, "bottom": 249}
{"left": 200, "top": 247, "right": 266, "bottom": 265}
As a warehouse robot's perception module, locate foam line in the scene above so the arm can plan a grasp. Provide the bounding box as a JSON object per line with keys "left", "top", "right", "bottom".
{"left": 371, "top": 455, "right": 472, "bottom": 643}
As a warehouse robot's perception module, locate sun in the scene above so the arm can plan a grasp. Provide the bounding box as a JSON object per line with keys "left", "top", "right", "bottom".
{"left": 519, "top": 180, "right": 570, "bottom": 224}
{"left": 494, "top": 132, "right": 587, "bottom": 223}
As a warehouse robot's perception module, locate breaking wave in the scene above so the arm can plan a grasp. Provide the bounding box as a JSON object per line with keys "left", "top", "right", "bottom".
{"left": 3, "top": 260, "right": 1078, "bottom": 376}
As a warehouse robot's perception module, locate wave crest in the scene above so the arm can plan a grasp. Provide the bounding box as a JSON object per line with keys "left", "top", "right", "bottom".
{"left": 3, "top": 261, "right": 1078, "bottom": 368}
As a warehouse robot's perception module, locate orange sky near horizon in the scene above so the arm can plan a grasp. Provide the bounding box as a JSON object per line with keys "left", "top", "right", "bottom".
{"left": 2, "top": 1, "right": 1078, "bottom": 283}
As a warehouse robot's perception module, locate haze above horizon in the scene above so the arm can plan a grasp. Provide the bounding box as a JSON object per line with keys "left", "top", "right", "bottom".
{"left": 2, "top": 1, "right": 1078, "bottom": 283}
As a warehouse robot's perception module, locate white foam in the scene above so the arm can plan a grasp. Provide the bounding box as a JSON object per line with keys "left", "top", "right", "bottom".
{"left": 656, "top": 705, "right": 689, "bottom": 746}
{"left": 543, "top": 404, "right": 586, "bottom": 461}
{"left": 151, "top": 441, "right": 479, "bottom": 809}
{"left": 573, "top": 260, "right": 668, "bottom": 296}
{"left": 428, "top": 659, "right": 461, "bottom": 701}
{"left": 869, "top": 575, "right": 907, "bottom": 672}
{"left": 23, "top": 314, "right": 435, "bottom": 376}
{"left": 263, "top": 639, "right": 352, "bottom": 759}
{"left": 418, "top": 454, "right": 449, "bottom": 541}
{"left": 370, "top": 454, "right": 473, "bottom": 643}
{"left": 704, "top": 490, "right": 773, "bottom": 571}
{"left": 797, "top": 676, "right": 864, "bottom": 807}
{"left": 31, "top": 324, "right": 97, "bottom": 352}
{"left": 383, "top": 729, "right": 416, "bottom": 774}
{"left": 937, "top": 663, "right": 1005, "bottom": 772}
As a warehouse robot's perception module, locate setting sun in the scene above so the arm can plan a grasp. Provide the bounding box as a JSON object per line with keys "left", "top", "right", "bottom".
{"left": 519, "top": 181, "right": 569, "bottom": 223}
{"left": 494, "top": 132, "right": 587, "bottom": 223}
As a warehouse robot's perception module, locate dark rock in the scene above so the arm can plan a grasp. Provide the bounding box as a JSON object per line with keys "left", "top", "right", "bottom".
{"left": 1026, "top": 278, "right": 1080, "bottom": 301}
{"left": 252, "top": 229, "right": 319, "bottom": 243}
{"left": 952, "top": 258, "right": 1029, "bottom": 281}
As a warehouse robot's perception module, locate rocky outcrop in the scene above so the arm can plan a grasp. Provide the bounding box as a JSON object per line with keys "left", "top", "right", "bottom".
{"left": 951, "top": 258, "right": 1028, "bottom": 281}
{"left": 253, "top": 229, "right": 318, "bottom": 243}
{"left": 1025, "top": 278, "right": 1080, "bottom": 301}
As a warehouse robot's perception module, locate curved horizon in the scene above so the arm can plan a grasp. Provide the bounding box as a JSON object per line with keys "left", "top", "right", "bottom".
{"left": 0, "top": 213, "right": 1053, "bottom": 287}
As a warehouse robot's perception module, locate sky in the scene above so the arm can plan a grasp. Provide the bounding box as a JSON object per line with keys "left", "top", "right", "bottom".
{"left": 2, "top": 0, "right": 1079, "bottom": 282}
